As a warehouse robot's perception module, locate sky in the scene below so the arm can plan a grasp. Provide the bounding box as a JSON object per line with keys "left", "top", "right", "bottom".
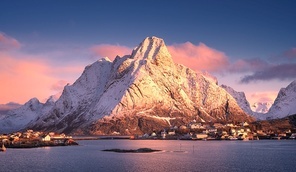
{"left": 0, "top": 0, "right": 296, "bottom": 105}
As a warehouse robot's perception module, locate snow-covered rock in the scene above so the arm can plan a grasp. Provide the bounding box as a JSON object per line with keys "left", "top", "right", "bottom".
{"left": 220, "top": 85, "right": 253, "bottom": 115}
{"left": 0, "top": 98, "right": 43, "bottom": 133}
{"left": 251, "top": 102, "right": 272, "bottom": 114}
{"left": 265, "top": 80, "right": 296, "bottom": 119}
{"left": 28, "top": 36, "right": 253, "bottom": 135}
{"left": 0, "top": 95, "right": 60, "bottom": 134}
{"left": 220, "top": 85, "right": 273, "bottom": 120}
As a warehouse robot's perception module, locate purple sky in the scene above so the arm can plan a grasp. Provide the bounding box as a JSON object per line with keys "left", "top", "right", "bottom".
{"left": 0, "top": 0, "right": 296, "bottom": 104}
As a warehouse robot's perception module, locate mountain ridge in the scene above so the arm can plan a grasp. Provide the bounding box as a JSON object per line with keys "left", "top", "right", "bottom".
{"left": 28, "top": 36, "right": 253, "bottom": 135}
{"left": 3, "top": 37, "right": 255, "bottom": 134}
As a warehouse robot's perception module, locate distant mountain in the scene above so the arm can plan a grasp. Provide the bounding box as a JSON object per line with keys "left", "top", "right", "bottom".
{"left": 26, "top": 36, "right": 253, "bottom": 135}
{"left": 0, "top": 102, "right": 21, "bottom": 115}
{"left": 0, "top": 96, "right": 57, "bottom": 134}
{"left": 220, "top": 85, "right": 272, "bottom": 120}
{"left": 251, "top": 102, "right": 272, "bottom": 114}
{"left": 0, "top": 98, "right": 43, "bottom": 133}
{"left": 265, "top": 80, "right": 296, "bottom": 119}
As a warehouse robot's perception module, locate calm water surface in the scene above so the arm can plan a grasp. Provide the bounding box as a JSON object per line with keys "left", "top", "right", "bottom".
{"left": 0, "top": 140, "right": 295, "bottom": 172}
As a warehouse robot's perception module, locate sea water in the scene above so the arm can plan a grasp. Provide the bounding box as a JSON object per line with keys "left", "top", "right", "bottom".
{"left": 0, "top": 140, "right": 295, "bottom": 172}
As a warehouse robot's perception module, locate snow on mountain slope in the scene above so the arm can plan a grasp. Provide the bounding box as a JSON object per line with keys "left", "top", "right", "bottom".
{"left": 0, "top": 98, "right": 43, "bottom": 133}
{"left": 0, "top": 94, "right": 61, "bottom": 134}
{"left": 28, "top": 36, "right": 254, "bottom": 135}
{"left": 220, "top": 85, "right": 253, "bottom": 115}
{"left": 27, "top": 57, "right": 114, "bottom": 132}
{"left": 265, "top": 80, "right": 296, "bottom": 119}
{"left": 0, "top": 102, "right": 21, "bottom": 115}
{"left": 220, "top": 85, "right": 271, "bottom": 120}
{"left": 251, "top": 102, "right": 272, "bottom": 113}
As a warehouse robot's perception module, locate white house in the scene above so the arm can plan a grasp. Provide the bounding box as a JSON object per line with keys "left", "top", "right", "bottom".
{"left": 161, "top": 131, "right": 167, "bottom": 139}
{"left": 168, "top": 130, "right": 176, "bottom": 135}
{"left": 195, "top": 133, "right": 208, "bottom": 139}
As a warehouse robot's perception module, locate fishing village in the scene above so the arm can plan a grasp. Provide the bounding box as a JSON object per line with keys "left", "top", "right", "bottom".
{"left": 0, "top": 130, "right": 78, "bottom": 151}
{"left": 1, "top": 120, "right": 296, "bottom": 152}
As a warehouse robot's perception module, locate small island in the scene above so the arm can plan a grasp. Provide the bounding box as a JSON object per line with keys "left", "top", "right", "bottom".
{"left": 102, "top": 148, "right": 161, "bottom": 153}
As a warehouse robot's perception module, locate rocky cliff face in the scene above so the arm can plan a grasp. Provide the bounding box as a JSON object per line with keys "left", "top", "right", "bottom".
{"left": 220, "top": 84, "right": 270, "bottom": 120}
{"left": 28, "top": 37, "right": 254, "bottom": 135}
{"left": 220, "top": 85, "right": 253, "bottom": 115}
{"left": 265, "top": 80, "right": 296, "bottom": 119}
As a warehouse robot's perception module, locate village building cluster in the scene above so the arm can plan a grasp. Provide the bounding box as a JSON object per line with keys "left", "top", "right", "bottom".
{"left": 137, "top": 120, "right": 296, "bottom": 140}
{"left": 0, "top": 130, "right": 76, "bottom": 148}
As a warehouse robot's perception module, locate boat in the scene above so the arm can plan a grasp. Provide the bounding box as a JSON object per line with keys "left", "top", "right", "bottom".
{"left": 0, "top": 144, "right": 6, "bottom": 152}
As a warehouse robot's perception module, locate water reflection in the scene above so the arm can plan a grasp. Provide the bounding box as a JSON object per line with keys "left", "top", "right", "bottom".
{"left": 0, "top": 140, "right": 295, "bottom": 172}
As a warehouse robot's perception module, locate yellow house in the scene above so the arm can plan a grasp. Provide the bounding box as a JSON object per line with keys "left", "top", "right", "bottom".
{"left": 42, "top": 135, "right": 51, "bottom": 142}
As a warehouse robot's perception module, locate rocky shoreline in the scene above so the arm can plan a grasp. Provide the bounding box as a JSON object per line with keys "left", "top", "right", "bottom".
{"left": 6, "top": 141, "right": 79, "bottom": 149}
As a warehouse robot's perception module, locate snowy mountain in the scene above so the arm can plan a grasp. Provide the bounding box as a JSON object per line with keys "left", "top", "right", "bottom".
{"left": 27, "top": 36, "right": 253, "bottom": 135}
{"left": 220, "top": 85, "right": 273, "bottom": 120}
{"left": 0, "top": 96, "right": 60, "bottom": 134}
{"left": 265, "top": 80, "right": 296, "bottom": 119}
{"left": 0, "top": 98, "right": 43, "bottom": 133}
{"left": 0, "top": 102, "right": 21, "bottom": 115}
{"left": 220, "top": 85, "right": 253, "bottom": 115}
{"left": 251, "top": 102, "right": 272, "bottom": 114}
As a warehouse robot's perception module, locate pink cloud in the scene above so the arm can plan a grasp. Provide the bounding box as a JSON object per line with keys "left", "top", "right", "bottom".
{"left": 0, "top": 32, "right": 21, "bottom": 50}
{"left": 90, "top": 44, "right": 131, "bottom": 61}
{"left": 0, "top": 52, "right": 84, "bottom": 104}
{"left": 250, "top": 92, "right": 278, "bottom": 103}
{"left": 0, "top": 53, "right": 56, "bottom": 104}
{"left": 50, "top": 80, "right": 68, "bottom": 91}
{"left": 167, "top": 42, "right": 229, "bottom": 73}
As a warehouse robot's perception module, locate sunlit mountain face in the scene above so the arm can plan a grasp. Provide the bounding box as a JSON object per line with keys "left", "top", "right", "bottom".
{"left": 20, "top": 37, "right": 252, "bottom": 135}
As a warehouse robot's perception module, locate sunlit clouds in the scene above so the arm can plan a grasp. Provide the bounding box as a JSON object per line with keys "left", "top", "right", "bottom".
{"left": 250, "top": 92, "right": 278, "bottom": 104}
{"left": 0, "top": 33, "right": 86, "bottom": 104}
{"left": 0, "top": 52, "right": 56, "bottom": 104}
{"left": 167, "top": 42, "right": 229, "bottom": 73}
{"left": 0, "top": 52, "right": 85, "bottom": 104}
{"left": 0, "top": 32, "right": 295, "bottom": 105}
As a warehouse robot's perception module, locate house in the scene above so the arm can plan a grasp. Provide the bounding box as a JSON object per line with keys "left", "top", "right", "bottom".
{"left": 168, "top": 130, "right": 176, "bottom": 135}
{"left": 42, "top": 135, "right": 51, "bottom": 142}
{"left": 161, "top": 130, "right": 167, "bottom": 139}
{"left": 195, "top": 133, "right": 208, "bottom": 139}
{"left": 190, "top": 123, "right": 203, "bottom": 129}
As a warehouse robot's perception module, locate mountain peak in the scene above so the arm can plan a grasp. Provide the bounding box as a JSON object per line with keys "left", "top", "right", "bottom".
{"left": 26, "top": 37, "right": 253, "bottom": 135}
{"left": 100, "top": 57, "right": 112, "bottom": 62}
{"left": 131, "top": 36, "right": 171, "bottom": 61}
